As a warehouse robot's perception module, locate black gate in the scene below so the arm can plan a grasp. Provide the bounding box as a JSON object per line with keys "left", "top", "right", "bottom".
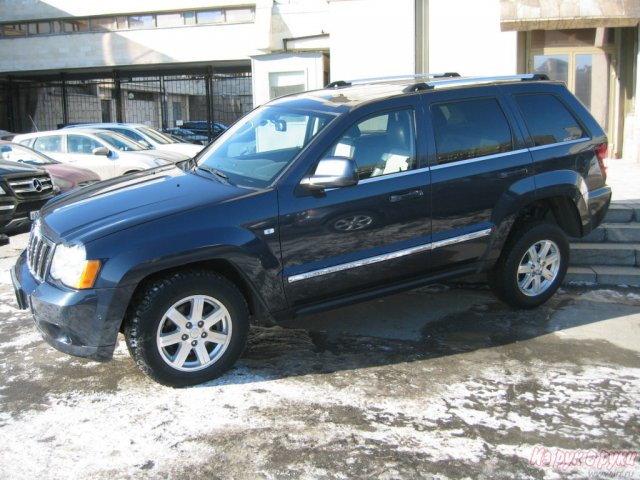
{"left": 0, "top": 69, "right": 252, "bottom": 142}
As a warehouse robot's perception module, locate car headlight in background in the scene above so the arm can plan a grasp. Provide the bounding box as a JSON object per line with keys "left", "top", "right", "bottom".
{"left": 0, "top": 185, "right": 6, "bottom": 195}
{"left": 50, "top": 243, "right": 101, "bottom": 289}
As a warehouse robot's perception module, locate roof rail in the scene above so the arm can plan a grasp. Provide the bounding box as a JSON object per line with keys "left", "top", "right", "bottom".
{"left": 325, "top": 72, "right": 460, "bottom": 89}
{"left": 403, "top": 73, "right": 549, "bottom": 92}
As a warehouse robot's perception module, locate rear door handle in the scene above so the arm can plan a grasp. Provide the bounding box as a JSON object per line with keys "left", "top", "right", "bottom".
{"left": 390, "top": 189, "right": 423, "bottom": 203}
{"left": 498, "top": 168, "right": 529, "bottom": 179}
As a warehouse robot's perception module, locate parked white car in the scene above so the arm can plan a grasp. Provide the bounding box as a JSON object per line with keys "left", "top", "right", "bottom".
{"left": 64, "top": 123, "right": 204, "bottom": 157}
{"left": 13, "top": 129, "right": 189, "bottom": 180}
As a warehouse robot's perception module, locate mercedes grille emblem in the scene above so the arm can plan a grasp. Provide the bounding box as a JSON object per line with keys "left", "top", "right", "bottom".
{"left": 32, "top": 178, "right": 43, "bottom": 192}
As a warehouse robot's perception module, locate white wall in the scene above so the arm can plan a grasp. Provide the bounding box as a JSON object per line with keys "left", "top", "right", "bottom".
{"left": 428, "top": 0, "right": 517, "bottom": 76}
{"left": 251, "top": 52, "right": 327, "bottom": 106}
{"left": 329, "top": 0, "right": 416, "bottom": 82}
{"left": 0, "top": 1, "right": 273, "bottom": 73}
{"left": 0, "top": 0, "right": 266, "bottom": 21}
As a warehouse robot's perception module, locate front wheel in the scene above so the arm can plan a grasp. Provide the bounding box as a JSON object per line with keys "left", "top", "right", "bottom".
{"left": 124, "top": 270, "right": 249, "bottom": 387}
{"left": 489, "top": 222, "right": 569, "bottom": 309}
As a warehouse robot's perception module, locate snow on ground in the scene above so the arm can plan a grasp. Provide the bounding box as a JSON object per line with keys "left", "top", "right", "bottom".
{"left": 0, "top": 235, "right": 639, "bottom": 479}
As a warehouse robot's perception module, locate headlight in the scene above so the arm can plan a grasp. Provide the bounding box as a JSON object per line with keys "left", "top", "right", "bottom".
{"left": 50, "top": 244, "right": 101, "bottom": 289}
{"left": 0, "top": 185, "right": 6, "bottom": 195}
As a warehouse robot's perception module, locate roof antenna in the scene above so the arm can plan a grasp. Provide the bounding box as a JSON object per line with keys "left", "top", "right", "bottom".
{"left": 28, "top": 115, "right": 39, "bottom": 132}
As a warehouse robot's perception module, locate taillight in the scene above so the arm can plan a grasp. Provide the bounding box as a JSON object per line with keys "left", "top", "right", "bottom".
{"left": 595, "top": 143, "right": 608, "bottom": 182}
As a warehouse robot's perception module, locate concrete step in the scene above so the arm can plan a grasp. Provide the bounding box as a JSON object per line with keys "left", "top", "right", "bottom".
{"left": 565, "top": 265, "right": 640, "bottom": 287}
{"left": 570, "top": 242, "right": 640, "bottom": 267}
{"left": 571, "top": 223, "right": 640, "bottom": 243}
{"left": 604, "top": 204, "right": 638, "bottom": 223}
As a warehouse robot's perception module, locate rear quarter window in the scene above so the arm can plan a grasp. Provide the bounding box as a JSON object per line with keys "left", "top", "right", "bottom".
{"left": 514, "top": 93, "right": 585, "bottom": 146}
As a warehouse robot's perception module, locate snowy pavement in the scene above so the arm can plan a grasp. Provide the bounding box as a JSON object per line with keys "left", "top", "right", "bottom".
{"left": 0, "top": 233, "right": 639, "bottom": 479}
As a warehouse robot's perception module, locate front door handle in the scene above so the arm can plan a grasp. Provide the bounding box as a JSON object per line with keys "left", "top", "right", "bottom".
{"left": 498, "top": 168, "right": 529, "bottom": 179}
{"left": 389, "top": 189, "right": 423, "bottom": 203}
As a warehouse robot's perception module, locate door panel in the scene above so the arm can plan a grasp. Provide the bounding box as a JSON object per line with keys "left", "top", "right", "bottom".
{"left": 279, "top": 105, "right": 432, "bottom": 307}
{"left": 424, "top": 88, "right": 534, "bottom": 272}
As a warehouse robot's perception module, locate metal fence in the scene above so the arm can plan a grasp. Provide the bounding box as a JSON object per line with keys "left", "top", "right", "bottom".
{"left": 0, "top": 69, "right": 252, "bottom": 142}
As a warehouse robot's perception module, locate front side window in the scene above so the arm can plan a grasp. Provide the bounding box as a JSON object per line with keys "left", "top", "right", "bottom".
{"left": 197, "top": 106, "right": 334, "bottom": 187}
{"left": 514, "top": 94, "right": 585, "bottom": 146}
{"left": 432, "top": 98, "right": 513, "bottom": 165}
{"left": 323, "top": 109, "right": 417, "bottom": 180}
{"left": 95, "top": 132, "right": 145, "bottom": 151}
{"left": 67, "top": 135, "right": 101, "bottom": 154}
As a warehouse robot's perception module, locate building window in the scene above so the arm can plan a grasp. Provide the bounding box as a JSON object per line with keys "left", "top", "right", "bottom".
{"left": 91, "top": 17, "right": 117, "bottom": 32}
{"left": 197, "top": 10, "right": 225, "bottom": 25}
{"left": 128, "top": 15, "right": 155, "bottom": 29}
{"left": 156, "top": 13, "right": 184, "bottom": 28}
{"left": 28, "top": 22, "right": 51, "bottom": 35}
{"left": 226, "top": 8, "right": 255, "bottom": 24}
{"left": 63, "top": 20, "right": 89, "bottom": 33}
{"left": 0, "top": 6, "right": 256, "bottom": 38}
{"left": 2, "top": 24, "right": 28, "bottom": 36}
{"left": 269, "top": 71, "right": 306, "bottom": 99}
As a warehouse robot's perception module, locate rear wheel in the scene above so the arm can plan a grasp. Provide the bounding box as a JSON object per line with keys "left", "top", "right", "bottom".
{"left": 489, "top": 222, "right": 569, "bottom": 309}
{"left": 125, "top": 270, "right": 249, "bottom": 387}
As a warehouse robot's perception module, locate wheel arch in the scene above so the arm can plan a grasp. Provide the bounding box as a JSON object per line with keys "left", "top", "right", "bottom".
{"left": 121, "top": 258, "right": 273, "bottom": 333}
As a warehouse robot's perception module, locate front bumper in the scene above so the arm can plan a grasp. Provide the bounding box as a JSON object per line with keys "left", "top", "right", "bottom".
{"left": 11, "top": 250, "right": 127, "bottom": 361}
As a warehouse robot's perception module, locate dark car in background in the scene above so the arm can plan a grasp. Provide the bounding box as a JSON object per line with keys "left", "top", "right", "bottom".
{"left": 163, "top": 128, "right": 210, "bottom": 146}
{"left": 0, "top": 141, "right": 99, "bottom": 193}
{"left": 0, "top": 159, "right": 55, "bottom": 232}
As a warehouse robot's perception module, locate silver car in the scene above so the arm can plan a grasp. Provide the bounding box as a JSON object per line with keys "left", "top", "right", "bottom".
{"left": 13, "top": 129, "right": 189, "bottom": 180}
{"left": 64, "top": 123, "right": 204, "bottom": 157}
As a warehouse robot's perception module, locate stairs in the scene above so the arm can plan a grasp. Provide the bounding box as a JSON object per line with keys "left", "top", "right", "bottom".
{"left": 566, "top": 202, "right": 640, "bottom": 287}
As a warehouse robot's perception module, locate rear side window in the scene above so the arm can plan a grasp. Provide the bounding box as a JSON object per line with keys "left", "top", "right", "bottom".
{"left": 33, "top": 135, "right": 63, "bottom": 153}
{"left": 431, "top": 98, "right": 513, "bottom": 165}
{"left": 514, "top": 94, "right": 585, "bottom": 146}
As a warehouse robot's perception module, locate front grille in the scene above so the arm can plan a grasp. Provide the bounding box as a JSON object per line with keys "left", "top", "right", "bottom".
{"left": 8, "top": 174, "right": 54, "bottom": 197}
{"left": 27, "top": 221, "right": 55, "bottom": 282}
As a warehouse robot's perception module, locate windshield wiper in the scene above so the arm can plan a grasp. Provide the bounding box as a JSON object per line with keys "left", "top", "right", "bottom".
{"left": 197, "top": 164, "right": 230, "bottom": 182}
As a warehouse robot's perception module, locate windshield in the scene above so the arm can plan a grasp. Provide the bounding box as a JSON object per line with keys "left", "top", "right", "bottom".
{"left": 196, "top": 106, "right": 334, "bottom": 188}
{"left": 0, "top": 144, "right": 57, "bottom": 165}
{"left": 137, "top": 125, "right": 176, "bottom": 145}
{"left": 95, "top": 131, "right": 146, "bottom": 151}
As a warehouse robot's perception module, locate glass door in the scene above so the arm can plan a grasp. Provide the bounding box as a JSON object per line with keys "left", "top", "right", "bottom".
{"left": 528, "top": 29, "right": 617, "bottom": 154}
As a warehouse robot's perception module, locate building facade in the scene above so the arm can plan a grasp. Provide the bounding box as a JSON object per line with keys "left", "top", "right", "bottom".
{"left": 0, "top": 0, "right": 638, "bottom": 159}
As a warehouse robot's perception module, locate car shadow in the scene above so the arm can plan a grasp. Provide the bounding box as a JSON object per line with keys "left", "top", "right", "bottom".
{"left": 199, "top": 283, "right": 640, "bottom": 388}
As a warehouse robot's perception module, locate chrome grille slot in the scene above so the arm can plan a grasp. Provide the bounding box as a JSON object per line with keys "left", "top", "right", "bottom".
{"left": 9, "top": 175, "right": 54, "bottom": 196}
{"left": 27, "top": 223, "right": 55, "bottom": 282}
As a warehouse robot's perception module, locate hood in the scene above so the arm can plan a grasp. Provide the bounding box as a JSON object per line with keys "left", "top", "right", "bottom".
{"left": 156, "top": 143, "right": 203, "bottom": 157}
{"left": 132, "top": 149, "right": 190, "bottom": 162}
{"left": 0, "top": 159, "right": 45, "bottom": 176}
{"left": 42, "top": 163, "right": 100, "bottom": 192}
{"left": 41, "top": 165, "right": 252, "bottom": 243}
{"left": 43, "top": 163, "right": 100, "bottom": 181}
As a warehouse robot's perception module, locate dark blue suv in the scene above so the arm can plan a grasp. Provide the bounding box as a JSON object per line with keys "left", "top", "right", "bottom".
{"left": 12, "top": 74, "right": 611, "bottom": 387}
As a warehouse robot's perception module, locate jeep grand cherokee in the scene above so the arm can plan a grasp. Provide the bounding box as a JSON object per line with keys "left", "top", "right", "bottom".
{"left": 12, "top": 74, "right": 611, "bottom": 387}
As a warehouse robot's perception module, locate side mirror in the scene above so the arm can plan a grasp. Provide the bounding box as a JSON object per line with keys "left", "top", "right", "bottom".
{"left": 300, "top": 157, "right": 358, "bottom": 190}
{"left": 92, "top": 146, "right": 110, "bottom": 156}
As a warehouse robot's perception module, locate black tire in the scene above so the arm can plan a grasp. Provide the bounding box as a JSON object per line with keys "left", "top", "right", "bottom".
{"left": 489, "top": 221, "right": 569, "bottom": 309}
{"left": 124, "top": 270, "right": 249, "bottom": 387}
